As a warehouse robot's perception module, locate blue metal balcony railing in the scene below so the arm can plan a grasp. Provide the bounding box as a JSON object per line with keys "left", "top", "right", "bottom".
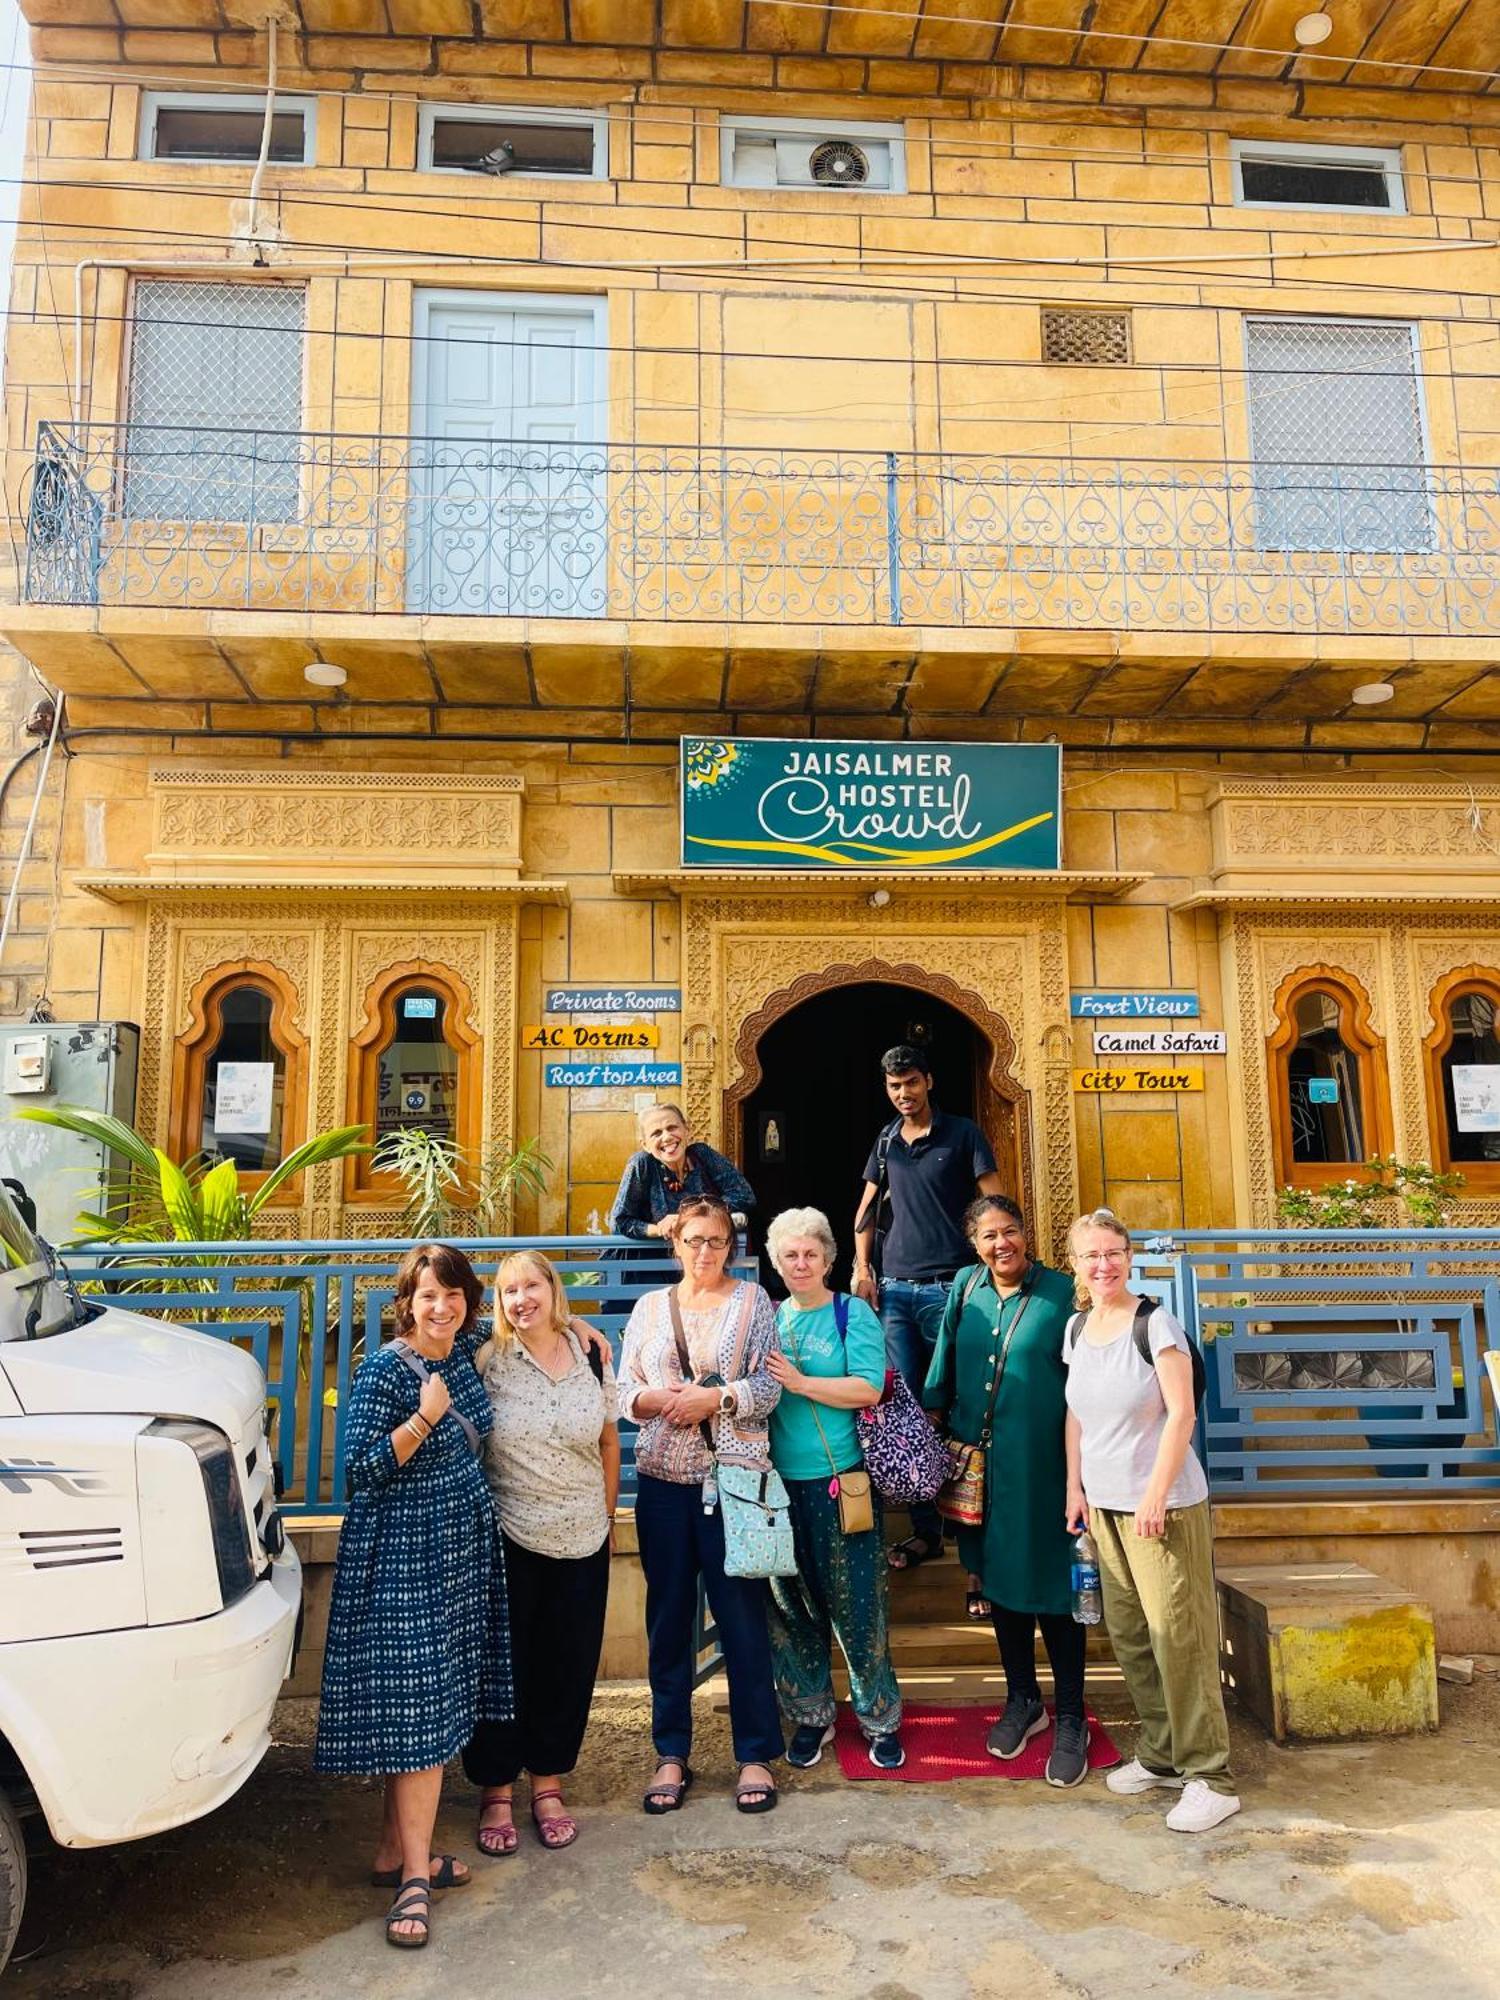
{"left": 21, "top": 424, "right": 1500, "bottom": 637}
{"left": 56, "top": 1229, "right": 1500, "bottom": 1515}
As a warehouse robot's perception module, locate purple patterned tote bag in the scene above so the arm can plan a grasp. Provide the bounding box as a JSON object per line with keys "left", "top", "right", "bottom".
{"left": 856, "top": 1369, "right": 949, "bottom": 1505}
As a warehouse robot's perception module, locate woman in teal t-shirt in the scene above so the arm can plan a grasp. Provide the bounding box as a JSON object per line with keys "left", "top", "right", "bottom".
{"left": 765, "top": 1206, "right": 904, "bottom": 1771}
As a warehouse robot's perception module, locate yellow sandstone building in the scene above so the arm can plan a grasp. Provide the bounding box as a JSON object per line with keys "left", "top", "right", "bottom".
{"left": 3, "top": 0, "right": 1500, "bottom": 1257}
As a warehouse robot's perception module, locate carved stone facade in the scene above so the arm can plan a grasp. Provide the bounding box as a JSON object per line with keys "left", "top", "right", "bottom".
{"left": 136, "top": 893, "right": 520, "bottom": 1237}
{"left": 1209, "top": 780, "right": 1500, "bottom": 895}
{"left": 1222, "top": 910, "right": 1500, "bottom": 1226}
{"left": 147, "top": 768, "right": 525, "bottom": 884}
{"left": 677, "top": 889, "right": 1078, "bottom": 1254}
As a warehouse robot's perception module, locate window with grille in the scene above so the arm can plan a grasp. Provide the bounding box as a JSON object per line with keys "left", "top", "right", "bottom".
{"left": 125, "top": 281, "right": 305, "bottom": 522}
{"left": 1231, "top": 139, "right": 1403, "bottom": 214}
{"left": 417, "top": 103, "right": 604, "bottom": 178}
{"left": 141, "top": 92, "right": 314, "bottom": 165}
{"left": 1245, "top": 318, "right": 1430, "bottom": 555}
{"left": 1041, "top": 308, "right": 1131, "bottom": 365}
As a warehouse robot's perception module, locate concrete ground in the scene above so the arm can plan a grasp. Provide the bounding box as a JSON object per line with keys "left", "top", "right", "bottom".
{"left": 9, "top": 1676, "right": 1500, "bottom": 2000}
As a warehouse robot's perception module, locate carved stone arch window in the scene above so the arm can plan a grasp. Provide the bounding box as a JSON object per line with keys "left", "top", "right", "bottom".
{"left": 1424, "top": 966, "right": 1500, "bottom": 1191}
{"left": 170, "top": 961, "right": 307, "bottom": 1188}
{"left": 348, "top": 961, "right": 482, "bottom": 1201}
{"left": 1267, "top": 965, "right": 1393, "bottom": 1187}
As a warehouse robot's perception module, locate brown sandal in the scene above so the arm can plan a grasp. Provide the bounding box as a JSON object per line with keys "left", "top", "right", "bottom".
{"left": 531, "top": 1788, "right": 579, "bottom": 1850}
{"left": 477, "top": 1793, "right": 518, "bottom": 1858}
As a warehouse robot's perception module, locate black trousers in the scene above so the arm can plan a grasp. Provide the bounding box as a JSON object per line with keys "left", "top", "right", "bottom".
{"left": 462, "top": 1532, "right": 610, "bottom": 1787}
{"left": 991, "top": 1603, "right": 1087, "bottom": 1724}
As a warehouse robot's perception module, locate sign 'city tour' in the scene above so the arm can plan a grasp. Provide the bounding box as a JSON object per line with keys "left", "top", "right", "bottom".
{"left": 680, "top": 737, "right": 1062, "bottom": 871}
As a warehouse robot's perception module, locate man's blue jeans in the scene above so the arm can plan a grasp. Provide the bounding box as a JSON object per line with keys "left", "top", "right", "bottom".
{"left": 879, "top": 1277, "right": 952, "bottom": 1548}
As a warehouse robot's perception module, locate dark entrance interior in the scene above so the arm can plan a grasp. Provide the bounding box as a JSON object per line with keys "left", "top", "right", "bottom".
{"left": 740, "top": 981, "right": 990, "bottom": 1291}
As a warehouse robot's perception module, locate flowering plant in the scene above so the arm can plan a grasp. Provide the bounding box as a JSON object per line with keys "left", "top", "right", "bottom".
{"left": 1274, "top": 1156, "right": 1465, "bottom": 1230}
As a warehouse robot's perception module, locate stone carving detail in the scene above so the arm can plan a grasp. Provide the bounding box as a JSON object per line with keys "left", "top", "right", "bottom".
{"left": 136, "top": 893, "right": 521, "bottom": 1233}
{"left": 1229, "top": 909, "right": 1500, "bottom": 1220}
{"left": 150, "top": 769, "right": 523, "bottom": 872}
{"left": 679, "top": 892, "right": 1076, "bottom": 1254}
{"left": 1215, "top": 782, "right": 1500, "bottom": 869}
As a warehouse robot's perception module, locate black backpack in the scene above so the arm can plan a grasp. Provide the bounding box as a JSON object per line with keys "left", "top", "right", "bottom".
{"left": 1067, "top": 1294, "right": 1206, "bottom": 1411}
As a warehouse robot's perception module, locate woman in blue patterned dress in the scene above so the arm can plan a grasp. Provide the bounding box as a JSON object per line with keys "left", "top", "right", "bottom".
{"left": 314, "top": 1242, "right": 512, "bottom": 1950}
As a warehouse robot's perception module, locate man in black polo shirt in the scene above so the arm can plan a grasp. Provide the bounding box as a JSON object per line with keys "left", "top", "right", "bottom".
{"left": 852, "top": 1044, "right": 1004, "bottom": 1569}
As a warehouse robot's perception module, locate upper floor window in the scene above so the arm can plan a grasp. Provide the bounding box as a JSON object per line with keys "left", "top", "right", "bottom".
{"left": 125, "top": 280, "right": 305, "bottom": 523}
{"left": 1268, "top": 968, "right": 1391, "bottom": 1187}
{"left": 171, "top": 966, "right": 305, "bottom": 1185}
{"left": 1246, "top": 317, "right": 1429, "bottom": 555}
{"left": 1231, "top": 139, "right": 1403, "bottom": 214}
{"left": 1424, "top": 969, "right": 1500, "bottom": 1185}
{"left": 140, "top": 92, "right": 315, "bottom": 166}
{"left": 417, "top": 104, "right": 605, "bottom": 179}
{"left": 722, "top": 116, "right": 905, "bottom": 193}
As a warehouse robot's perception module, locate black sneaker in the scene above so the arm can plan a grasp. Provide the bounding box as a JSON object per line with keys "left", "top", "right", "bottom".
{"left": 985, "top": 1694, "right": 1047, "bottom": 1761}
{"left": 868, "top": 1733, "right": 906, "bottom": 1771}
{"left": 1046, "top": 1714, "right": 1091, "bottom": 1789}
{"left": 786, "top": 1723, "right": 835, "bottom": 1769}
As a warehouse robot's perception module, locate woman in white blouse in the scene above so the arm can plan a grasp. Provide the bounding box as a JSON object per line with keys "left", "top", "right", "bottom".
{"left": 462, "top": 1252, "right": 620, "bottom": 1857}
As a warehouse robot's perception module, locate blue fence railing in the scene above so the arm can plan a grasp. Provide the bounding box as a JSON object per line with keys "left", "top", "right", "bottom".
{"left": 1137, "top": 1230, "right": 1500, "bottom": 1496}
{"left": 61, "top": 1235, "right": 755, "bottom": 1517}
{"left": 58, "top": 1228, "right": 1500, "bottom": 1510}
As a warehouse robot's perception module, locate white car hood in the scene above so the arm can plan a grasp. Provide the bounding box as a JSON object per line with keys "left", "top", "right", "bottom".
{"left": 0, "top": 1307, "right": 267, "bottom": 1439}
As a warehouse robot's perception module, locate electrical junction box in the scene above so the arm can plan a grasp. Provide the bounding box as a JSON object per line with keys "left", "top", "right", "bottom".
{"left": 4, "top": 1034, "right": 52, "bottom": 1093}
{"left": 0, "top": 1021, "right": 141, "bottom": 1245}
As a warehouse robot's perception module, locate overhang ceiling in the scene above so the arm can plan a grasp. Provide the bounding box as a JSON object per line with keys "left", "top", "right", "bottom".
{"left": 21, "top": 0, "right": 1500, "bottom": 93}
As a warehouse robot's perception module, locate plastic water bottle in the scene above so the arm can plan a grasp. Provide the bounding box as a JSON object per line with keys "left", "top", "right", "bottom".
{"left": 1071, "top": 1528, "right": 1103, "bottom": 1625}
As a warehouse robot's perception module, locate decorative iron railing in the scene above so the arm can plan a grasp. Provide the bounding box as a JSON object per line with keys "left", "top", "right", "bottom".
{"left": 22, "top": 424, "right": 1500, "bottom": 637}
{"left": 56, "top": 1229, "right": 1500, "bottom": 1514}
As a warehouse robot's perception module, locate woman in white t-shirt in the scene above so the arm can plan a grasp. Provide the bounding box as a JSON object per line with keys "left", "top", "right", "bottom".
{"left": 1062, "top": 1208, "right": 1239, "bottom": 1835}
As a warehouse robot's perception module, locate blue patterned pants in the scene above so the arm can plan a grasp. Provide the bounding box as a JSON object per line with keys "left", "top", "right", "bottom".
{"left": 769, "top": 1476, "right": 902, "bottom": 1741}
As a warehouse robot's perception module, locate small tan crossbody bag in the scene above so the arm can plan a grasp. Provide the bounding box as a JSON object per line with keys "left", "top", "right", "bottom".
{"left": 782, "top": 1296, "right": 875, "bottom": 1537}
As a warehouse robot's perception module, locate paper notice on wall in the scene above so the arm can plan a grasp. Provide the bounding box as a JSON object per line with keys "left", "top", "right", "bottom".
{"left": 215, "top": 1061, "right": 275, "bottom": 1135}
{"left": 1452, "top": 1065, "right": 1500, "bottom": 1134}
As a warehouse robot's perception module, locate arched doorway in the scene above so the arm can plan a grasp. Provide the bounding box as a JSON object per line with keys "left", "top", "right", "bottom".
{"left": 737, "top": 977, "right": 1026, "bottom": 1287}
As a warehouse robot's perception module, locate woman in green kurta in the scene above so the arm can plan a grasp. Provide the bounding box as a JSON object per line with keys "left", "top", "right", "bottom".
{"left": 923, "top": 1194, "right": 1092, "bottom": 1788}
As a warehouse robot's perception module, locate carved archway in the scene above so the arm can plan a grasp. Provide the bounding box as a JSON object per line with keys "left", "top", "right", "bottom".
{"left": 724, "top": 957, "right": 1034, "bottom": 1227}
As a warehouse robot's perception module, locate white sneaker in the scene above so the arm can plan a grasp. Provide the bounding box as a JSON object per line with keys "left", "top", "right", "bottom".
{"left": 1106, "top": 1757, "right": 1184, "bottom": 1796}
{"left": 1166, "top": 1780, "right": 1242, "bottom": 1833}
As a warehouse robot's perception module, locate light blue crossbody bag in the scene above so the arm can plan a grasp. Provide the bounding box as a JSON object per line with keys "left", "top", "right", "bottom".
{"left": 668, "top": 1288, "right": 796, "bottom": 1580}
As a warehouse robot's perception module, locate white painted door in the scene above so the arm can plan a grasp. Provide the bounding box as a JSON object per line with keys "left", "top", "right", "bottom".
{"left": 409, "top": 293, "right": 605, "bottom": 616}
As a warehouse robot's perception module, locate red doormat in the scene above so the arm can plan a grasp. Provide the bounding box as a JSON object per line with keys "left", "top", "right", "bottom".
{"left": 833, "top": 1702, "right": 1122, "bottom": 1783}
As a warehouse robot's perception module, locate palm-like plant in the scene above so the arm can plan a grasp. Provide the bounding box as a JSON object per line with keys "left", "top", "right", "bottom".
{"left": 14, "top": 1103, "right": 371, "bottom": 1246}
{"left": 373, "top": 1125, "right": 551, "bottom": 1238}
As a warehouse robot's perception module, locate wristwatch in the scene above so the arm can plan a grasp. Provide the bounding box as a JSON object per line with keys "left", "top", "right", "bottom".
{"left": 718, "top": 1386, "right": 738, "bottom": 1416}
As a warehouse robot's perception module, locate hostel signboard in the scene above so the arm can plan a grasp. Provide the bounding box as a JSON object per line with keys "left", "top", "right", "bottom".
{"left": 680, "top": 737, "right": 1062, "bottom": 871}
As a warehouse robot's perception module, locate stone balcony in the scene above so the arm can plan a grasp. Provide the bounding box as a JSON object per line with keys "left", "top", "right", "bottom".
{"left": 7, "top": 426, "right": 1500, "bottom": 725}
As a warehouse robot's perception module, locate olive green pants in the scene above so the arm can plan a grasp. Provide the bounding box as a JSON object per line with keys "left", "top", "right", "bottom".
{"left": 1091, "top": 1500, "right": 1235, "bottom": 1794}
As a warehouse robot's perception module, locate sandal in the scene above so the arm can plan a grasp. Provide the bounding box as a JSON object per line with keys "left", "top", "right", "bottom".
{"left": 642, "top": 1759, "right": 693, "bottom": 1815}
{"left": 384, "top": 1878, "right": 431, "bottom": 1951}
{"left": 734, "top": 1764, "right": 778, "bottom": 1815}
{"left": 370, "top": 1853, "right": 469, "bottom": 1890}
{"left": 966, "top": 1577, "right": 992, "bottom": 1621}
{"left": 476, "top": 1793, "right": 518, "bottom": 1859}
{"left": 887, "top": 1534, "right": 942, "bottom": 1572}
{"left": 530, "top": 1788, "right": 579, "bottom": 1851}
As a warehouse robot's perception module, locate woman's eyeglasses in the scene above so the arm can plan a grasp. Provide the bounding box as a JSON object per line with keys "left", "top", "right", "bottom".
{"left": 1074, "top": 1249, "right": 1129, "bottom": 1265}
{"left": 681, "top": 1235, "right": 730, "bottom": 1253}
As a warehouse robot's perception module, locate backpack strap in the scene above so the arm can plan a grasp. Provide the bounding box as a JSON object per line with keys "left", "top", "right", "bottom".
{"left": 1131, "top": 1295, "right": 1160, "bottom": 1372}
{"left": 391, "top": 1340, "right": 481, "bottom": 1457}
{"left": 855, "top": 1117, "right": 902, "bottom": 1242}
{"left": 958, "top": 1264, "right": 988, "bottom": 1313}
{"left": 1064, "top": 1308, "right": 1086, "bottom": 1360}
{"left": 833, "top": 1290, "right": 850, "bottom": 1343}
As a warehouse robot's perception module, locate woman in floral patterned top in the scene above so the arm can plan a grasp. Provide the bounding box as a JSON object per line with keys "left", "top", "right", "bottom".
{"left": 463, "top": 1251, "right": 620, "bottom": 1859}
{"left": 617, "top": 1196, "right": 784, "bottom": 1814}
